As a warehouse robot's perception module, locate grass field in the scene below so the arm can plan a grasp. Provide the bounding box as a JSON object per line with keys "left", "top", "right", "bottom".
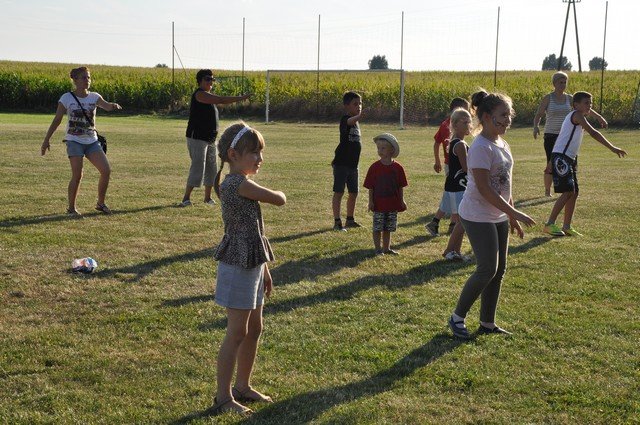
{"left": 1, "top": 112, "right": 639, "bottom": 424}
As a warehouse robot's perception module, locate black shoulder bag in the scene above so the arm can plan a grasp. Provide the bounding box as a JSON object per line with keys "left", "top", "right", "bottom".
{"left": 69, "top": 92, "right": 108, "bottom": 154}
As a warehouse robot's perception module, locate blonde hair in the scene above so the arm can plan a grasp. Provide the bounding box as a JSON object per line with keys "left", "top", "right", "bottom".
{"left": 214, "top": 121, "right": 265, "bottom": 198}
{"left": 449, "top": 108, "right": 472, "bottom": 137}
{"left": 552, "top": 71, "right": 568, "bottom": 85}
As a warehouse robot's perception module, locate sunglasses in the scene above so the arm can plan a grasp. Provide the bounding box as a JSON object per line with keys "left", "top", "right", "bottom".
{"left": 203, "top": 76, "right": 216, "bottom": 82}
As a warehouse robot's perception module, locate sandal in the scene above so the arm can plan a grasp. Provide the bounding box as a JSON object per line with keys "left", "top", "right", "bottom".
{"left": 232, "top": 386, "right": 273, "bottom": 403}
{"left": 66, "top": 208, "right": 82, "bottom": 217}
{"left": 209, "top": 397, "right": 253, "bottom": 416}
{"left": 95, "top": 203, "right": 112, "bottom": 215}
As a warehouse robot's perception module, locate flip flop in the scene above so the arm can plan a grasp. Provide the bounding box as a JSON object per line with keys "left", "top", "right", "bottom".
{"left": 209, "top": 397, "right": 253, "bottom": 416}
{"left": 232, "top": 386, "right": 273, "bottom": 403}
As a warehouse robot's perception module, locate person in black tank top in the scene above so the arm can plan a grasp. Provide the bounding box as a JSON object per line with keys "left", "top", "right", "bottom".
{"left": 442, "top": 109, "right": 471, "bottom": 261}
{"left": 180, "top": 69, "right": 251, "bottom": 207}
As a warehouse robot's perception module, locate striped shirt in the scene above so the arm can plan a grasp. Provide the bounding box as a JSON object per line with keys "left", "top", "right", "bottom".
{"left": 544, "top": 93, "right": 572, "bottom": 135}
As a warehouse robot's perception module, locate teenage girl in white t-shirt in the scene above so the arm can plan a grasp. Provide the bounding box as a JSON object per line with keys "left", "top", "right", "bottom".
{"left": 41, "top": 66, "right": 122, "bottom": 216}
{"left": 448, "top": 90, "right": 536, "bottom": 340}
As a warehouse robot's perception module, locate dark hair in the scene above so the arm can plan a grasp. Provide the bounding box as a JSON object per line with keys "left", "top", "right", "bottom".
{"left": 573, "top": 91, "right": 592, "bottom": 105}
{"left": 449, "top": 97, "right": 470, "bottom": 112}
{"left": 214, "top": 121, "right": 266, "bottom": 198}
{"left": 196, "top": 69, "right": 213, "bottom": 84}
{"left": 471, "top": 89, "right": 514, "bottom": 129}
{"left": 70, "top": 66, "right": 89, "bottom": 79}
{"left": 343, "top": 91, "right": 361, "bottom": 105}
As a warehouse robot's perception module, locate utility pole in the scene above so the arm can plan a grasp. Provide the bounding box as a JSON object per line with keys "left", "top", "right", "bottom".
{"left": 558, "top": 0, "right": 582, "bottom": 72}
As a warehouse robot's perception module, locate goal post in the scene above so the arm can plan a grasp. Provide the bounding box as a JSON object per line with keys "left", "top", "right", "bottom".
{"left": 265, "top": 69, "right": 405, "bottom": 128}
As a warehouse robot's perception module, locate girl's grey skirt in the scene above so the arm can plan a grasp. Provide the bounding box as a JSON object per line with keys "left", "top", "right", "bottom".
{"left": 215, "top": 261, "right": 265, "bottom": 309}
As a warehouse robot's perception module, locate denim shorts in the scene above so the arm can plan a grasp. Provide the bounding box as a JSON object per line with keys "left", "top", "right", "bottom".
{"left": 332, "top": 165, "right": 359, "bottom": 193}
{"left": 440, "top": 191, "right": 465, "bottom": 215}
{"left": 65, "top": 140, "right": 102, "bottom": 157}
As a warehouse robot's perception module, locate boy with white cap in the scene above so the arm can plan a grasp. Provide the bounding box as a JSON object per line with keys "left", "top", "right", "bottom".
{"left": 363, "top": 133, "right": 408, "bottom": 255}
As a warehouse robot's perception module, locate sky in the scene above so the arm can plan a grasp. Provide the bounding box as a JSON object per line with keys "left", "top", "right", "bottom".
{"left": 1, "top": 0, "right": 639, "bottom": 72}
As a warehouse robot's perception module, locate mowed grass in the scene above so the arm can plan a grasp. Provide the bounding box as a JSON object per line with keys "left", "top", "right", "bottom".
{"left": 1, "top": 112, "right": 639, "bottom": 424}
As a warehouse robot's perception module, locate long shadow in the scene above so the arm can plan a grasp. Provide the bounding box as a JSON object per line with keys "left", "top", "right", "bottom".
{"left": 170, "top": 334, "right": 466, "bottom": 424}
{"left": 161, "top": 294, "right": 215, "bottom": 308}
{"left": 0, "top": 204, "right": 175, "bottom": 229}
{"left": 269, "top": 228, "right": 330, "bottom": 244}
{"left": 514, "top": 196, "right": 556, "bottom": 208}
{"left": 99, "top": 247, "right": 215, "bottom": 283}
{"left": 199, "top": 236, "right": 550, "bottom": 331}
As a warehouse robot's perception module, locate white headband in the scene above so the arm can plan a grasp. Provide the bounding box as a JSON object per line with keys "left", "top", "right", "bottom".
{"left": 230, "top": 126, "right": 251, "bottom": 149}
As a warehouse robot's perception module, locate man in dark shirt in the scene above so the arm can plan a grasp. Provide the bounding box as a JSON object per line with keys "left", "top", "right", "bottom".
{"left": 331, "top": 91, "right": 363, "bottom": 231}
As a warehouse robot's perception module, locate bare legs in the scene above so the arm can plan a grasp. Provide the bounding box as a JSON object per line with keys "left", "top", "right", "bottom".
{"left": 332, "top": 192, "right": 357, "bottom": 219}
{"left": 216, "top": 305, "right": 267, "bottom": 412}
{"left": 373, "top": 230, "right": 392, "bottom": 251}
{"left": 68, "top": 151, "right": 111, "bottom": 211}
{"left": 547, "top": 191, "right": 578, "bottom": 228}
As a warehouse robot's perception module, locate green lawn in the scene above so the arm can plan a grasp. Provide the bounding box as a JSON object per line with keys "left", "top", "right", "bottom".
{"left": 1, "top": 113, "right": 639, "bottom": 424}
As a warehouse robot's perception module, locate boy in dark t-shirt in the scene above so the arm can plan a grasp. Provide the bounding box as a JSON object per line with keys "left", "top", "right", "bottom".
{"left": 331, "top": 91, "right": 363, "bottom": 231}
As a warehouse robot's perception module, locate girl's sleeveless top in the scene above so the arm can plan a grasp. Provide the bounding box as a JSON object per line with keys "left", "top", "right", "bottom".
{"left": 544, "top": 93, "right": 572, "bottom": 135}
{"left": 444, "top": 138, "right": 468, "bottom": 192}
{"left": 213, "top": 174, "right": 274, "bottom": 268}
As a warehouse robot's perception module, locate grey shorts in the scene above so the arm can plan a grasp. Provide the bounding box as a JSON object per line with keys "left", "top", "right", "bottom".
{"left": 215, "top": 261, "right": 265, "bottom": 310}
{"left": 373, "top": 211, "right": 398, "bottom": 232}
{"left": 332, "top": 165, "right": 359, "bottom": 193}
{"left": 65, "top": 140, "right": 102, "bottom": 157}
{"left": 186, "top": 137, "right": 217, "bottom": 188}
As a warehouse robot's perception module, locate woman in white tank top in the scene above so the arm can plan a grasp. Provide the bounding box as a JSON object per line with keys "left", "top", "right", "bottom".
{"left": 533, "top": 72, "right": 608, "bottom": 196}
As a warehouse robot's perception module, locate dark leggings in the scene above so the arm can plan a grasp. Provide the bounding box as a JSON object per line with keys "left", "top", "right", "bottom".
{"left": 455, "top": 218, "right": 509, "bottom": 323}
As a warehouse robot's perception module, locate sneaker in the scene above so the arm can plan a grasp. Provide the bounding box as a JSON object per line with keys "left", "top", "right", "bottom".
{"left": 425, "top": 221, "right": 439, "bottom": 236}
{"left": 443, "top": 251, "right": 463, "bottom": 261}
{"left": 448, "top": 315, "right": 470, "bottom": 340}
{"left": 178, "top": 200, "right": 192, "bottom": 207}
{"left": 562, "top": 226, "right": 583, "bottom": 237}
{"left": 543, "top": 223, "right": 565, "bottom": 236}
{"left": 344, "top": 219, "right": 362, "bottom": 228}
{"left": 333, "top": 222, "right": 346, "bottom": 232}
{"left": 204, "top": 199, "right": 217, "bottom": 206}
{"left": 383, "top": 249, "right": 399, "bottom": 255}
{"left": 374, "top": 249, "right": 385, "bottom": 256}
{"left": 477, "top": 324, "right": 512, "bottom": 335}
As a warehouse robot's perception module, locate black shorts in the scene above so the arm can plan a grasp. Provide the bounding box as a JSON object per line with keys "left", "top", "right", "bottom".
{"left": 552, "top": 153, "right": 579, "bottom": 194}
{"left": 332, "top": 165, "right": 359, "bottom": 193}
{"left": 543, "top": 133, "right": 559, "bottom": 162}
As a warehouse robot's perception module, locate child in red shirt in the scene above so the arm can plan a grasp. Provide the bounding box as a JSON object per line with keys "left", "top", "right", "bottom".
{"left": 364, "top": 133, "right": 408, "bottom": 255}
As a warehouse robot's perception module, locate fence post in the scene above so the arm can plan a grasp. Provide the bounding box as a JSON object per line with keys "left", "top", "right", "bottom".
{"left": 399, "top": 69, "right": 405, "bottom": 129}
{"left": 265, "top": 70, "right": 270, "bottom": 123}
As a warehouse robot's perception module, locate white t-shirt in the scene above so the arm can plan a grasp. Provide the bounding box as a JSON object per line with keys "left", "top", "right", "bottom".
{"left": 59, "top": 92, "right": 102, "bottom": 144}
{"left": 459, "top": 134, "right": 513, "bottom": 223}
{"left": 552, "top": 111, "right": 584, "bottom": 160}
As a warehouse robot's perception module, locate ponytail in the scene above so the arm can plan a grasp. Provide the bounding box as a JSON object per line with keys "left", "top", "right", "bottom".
{"left": 214, "top": 161, "right": 225, "bottom": 199}
{"left": 470, "top": 89, "right": 514, "bottom": 133}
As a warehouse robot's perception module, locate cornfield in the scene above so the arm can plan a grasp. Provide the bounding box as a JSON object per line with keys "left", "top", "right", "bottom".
{"left": 1, "top": 61, "right": 638, "bottom": 125}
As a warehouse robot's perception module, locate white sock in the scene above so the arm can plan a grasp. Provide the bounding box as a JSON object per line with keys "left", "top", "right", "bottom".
{"left": 480, "top": 321, "right": 495, "bottom": 329}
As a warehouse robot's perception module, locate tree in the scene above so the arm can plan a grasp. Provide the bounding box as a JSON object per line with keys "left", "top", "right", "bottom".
{"left": 588, "top": 56, "right": 608, "bottom": 71}
{"left": 368, "top": 55, "right": 388, "bottom": 70}
{"left": 541, "top": 54, "right": 572, "bottom": 71}
{"left": 155, "top": 63, "right": 168, "bottom": 68}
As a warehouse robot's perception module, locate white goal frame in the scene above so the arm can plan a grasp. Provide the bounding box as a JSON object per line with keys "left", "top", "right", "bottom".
{"left": 265, "top": 69, "right": 405, "bottom": 128}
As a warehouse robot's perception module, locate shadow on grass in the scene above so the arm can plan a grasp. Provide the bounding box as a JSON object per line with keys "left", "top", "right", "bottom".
{"left": 514, "top": 196, "right": 557, "bottom": 208}
{"left": 0, "top": 204, "right": 175, "bottom": 229}
{"left": 199, "top": 236, "right": 550, "bottom": 331}
{"left": 269, "top": 228, "right": 330, "bottom": 244}
{"left": 170, "top": 333, "right": 465, "bottom": 424}
{"left": 99, "top": 247, "right": 215, "bottom": 283}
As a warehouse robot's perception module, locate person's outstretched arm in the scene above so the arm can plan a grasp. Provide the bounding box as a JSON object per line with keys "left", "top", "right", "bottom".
{"left": 41, "top": 103, "right": 66, "bottom": 155}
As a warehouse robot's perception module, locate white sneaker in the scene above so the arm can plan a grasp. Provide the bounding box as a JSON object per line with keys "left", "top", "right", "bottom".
{"left": 178, "top": 200, "right": 192, "bottom": 207}
{"left": 204, "top": 199, "right": 216, "bottom": 206}
{"left": 444, "top": 251, "right": 463, "bottom": 261}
